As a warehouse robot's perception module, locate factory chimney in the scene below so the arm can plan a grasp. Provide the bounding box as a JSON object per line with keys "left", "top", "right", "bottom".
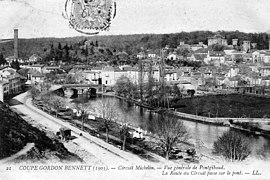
{"left": 14, "top": 29, "right": 18, "bottom": 59}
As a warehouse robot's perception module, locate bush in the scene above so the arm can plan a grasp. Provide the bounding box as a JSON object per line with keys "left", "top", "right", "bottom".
{"left": 256, "top": 143, "right": 270, "bottom": 160}
{"left": 213, "top": 131, "right": 251, "bottom": 161}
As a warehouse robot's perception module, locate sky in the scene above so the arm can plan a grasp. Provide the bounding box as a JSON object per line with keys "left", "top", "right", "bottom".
{"left": 0, "top": 0, "right": 270, "bottom": 38}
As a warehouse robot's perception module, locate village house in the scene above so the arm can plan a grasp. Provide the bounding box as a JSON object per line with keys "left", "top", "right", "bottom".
{"left": 31, "top": 71, "right": 45, "bottom": 84}
{"left": 259, "top": 66, "right": 270, "bottom": 77}
{"left": 224, "top": 76, "right": 241, "bottom": 88}
{"left": 177, "top": 81, "right": 197, "bottom": 95}
{"left": 164, "top": 70, "right": 178, "bottom": 82}
{"left": 207, "top": 32, "right": 228, "bottom": 46}
{"left": 42, "top": 65, "right": 64, "bottom": 74}
{"left": 102, "top": 66, "right": 127, "bottom": 86}
{"left": 167, "top": 52, "right": 178, "bottom": 61}
{"left": 190, "top": 42, "right": 207, "bottom": 51}
{"left": 225, "top": 66, "right": 239, "bottom": 77}
{"left": 5, "top": 56, "right": 23, "bottom": 66}
{"left": 28, "top": 54, "right": 42, "bottom": 63}
{"left": 248, "top": 65, "right": 260, "bottom": 73}
{"left": 204, "top": 51, "right": 225, "bottom": 65}
{"left": 188, "top": 53, "right": 207, "bottom": 62}
{"left": 147, "top": 50, "right": 158, "bottom": 58}
{"left": 0, "top": 80, "right": 9, "bottom": 102}
{"left": 86, "top": 67, "right": 102, "bottom": 85}
{"left": 259, "top": 51, "right": 270, "bottom": 63}
{"left": 0, "top": 68, "right": 23, "bottom": 95}
{"left": 261, "top": 76, "right": 270, "bottom": 86}
{"left": 122, "top": 66, "right": 139, "bottom": 84}
{"left": 244, "top": 71, "right": 261, "bottom": 86}
{"left": 29, "top": 64, "right": 45, "bottom": 73}
{"left": 252, "top": 51, "right": 261, "bottom": 63}
{"left": 137, "top": 51, "right": 146, "bottom": 59}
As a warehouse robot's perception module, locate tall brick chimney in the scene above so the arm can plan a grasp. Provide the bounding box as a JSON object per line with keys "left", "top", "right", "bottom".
{"left": 14, "top": 29, "right": 18, "bottom": 59}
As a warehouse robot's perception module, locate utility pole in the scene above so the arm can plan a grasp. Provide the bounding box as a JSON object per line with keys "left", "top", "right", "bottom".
{"left": 148, "top": 58, "right": 154, "bottom": 105}
{"left": 139, "top": 59, "right": 144, "bottom": 103}
{"left": 159, "top": 48, "right": 166, "bottom": 107}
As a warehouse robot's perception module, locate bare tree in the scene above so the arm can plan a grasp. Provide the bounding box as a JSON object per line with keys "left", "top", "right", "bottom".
{"left": 50, "top": 95, "right": 67, "bottom": 118}
{"left": 118, "top": 105, "right": 132, "bottom": 151}
{"left": 29, "top": 86, "right": 40, "bottom": 100}
{"left": 39, "top": 82, "right": 52, "bottom": 94}
{"left": 94, "top": 99, "right": 119, "bottom": 142}
{"left": 154, "top": 111, "right": 189, "bottom": 160}
{"left": 72, "top": 102, "right": 93, "bottom": 131}
{"left": 119, "top": 123, "right": 130, "bottom": 151}
{"left": 213, "top": 130, "right": 251, "bottom": 161}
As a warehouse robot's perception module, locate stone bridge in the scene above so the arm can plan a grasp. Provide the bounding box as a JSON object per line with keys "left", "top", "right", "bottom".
{"left": 50, "top": 84, "right": 102, "bottom": 97}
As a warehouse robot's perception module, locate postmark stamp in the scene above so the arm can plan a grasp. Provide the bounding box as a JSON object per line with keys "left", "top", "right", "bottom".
{"left": 63, "top": 0, "right": 116, "bottom": 35}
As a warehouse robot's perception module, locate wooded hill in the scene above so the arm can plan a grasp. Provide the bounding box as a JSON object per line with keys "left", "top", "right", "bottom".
{"left": 0, "top": 31, "right": 269, "bottom": 60}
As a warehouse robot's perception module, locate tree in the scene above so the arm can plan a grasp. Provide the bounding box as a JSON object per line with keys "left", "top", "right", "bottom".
{"left": 154, "top": 111, "right": 189, "bottom": 160}
{"left": 213, "top": 131, "right": 251, "bottom": 161}
{"left": 119, "top": 123, "right": 130, "bottom": 151}
{"left": 118, "top": 105, "right": 132, "bottom": 151}
{"left": 94, "top": 99, "right": 118, "bottom": 142}
{"left": 11, "top": 60, "right": 20, "bottom": 70}
{"left": 0, "top": 53, "right": 7, "bottom": 65}
{"left": 187, "top": 89, "right": 195, "bottom": 97}
{"left": 176, "top": 47, "right": 190, "bottom": 58}
{"left": 72, "top": 102, "right": 93, "bottom": 131}
{"left": 173, "top": 84, "right": 181, "bottom": 98}
{"left": 63, "top": 44, "right": 70, "bottom": 62}
{"left": 114, "top": 76, "right": 136, "bottom": 98}
{"left": 39, "top": 82, "right": 51, "bottom": 95}
{"left": 50, "top": 95, "right": 66, "bottom": 118}
{"left": 29, "top": 86, "right": 40, "bottom": 100}
{"left": 65, "top": 74, "right": 77, "bottom": 84}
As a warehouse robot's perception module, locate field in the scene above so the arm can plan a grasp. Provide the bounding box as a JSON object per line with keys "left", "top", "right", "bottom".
{"left": 172, "top": 94, "right": 270, "bottom": 118}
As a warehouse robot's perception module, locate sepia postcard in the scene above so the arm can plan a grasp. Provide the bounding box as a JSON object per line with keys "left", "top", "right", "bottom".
{"left": 0, "top": 0, "right": 270, "bottom": 179}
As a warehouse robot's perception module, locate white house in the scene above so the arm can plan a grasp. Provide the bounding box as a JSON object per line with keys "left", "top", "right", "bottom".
{"left": 252, "top": 51, "right": 261, "bottom": 63}
{"left": 165, "top": 70, "right": 178, "bottom": 82}
{"left": 29, "top": 64, "right": 45, "bottom": 73}
{"left": 102, "top": 66, "right": 126, "bottom": 86}
{"left": 167, "top": 52, "right": 177, "bottom": 60}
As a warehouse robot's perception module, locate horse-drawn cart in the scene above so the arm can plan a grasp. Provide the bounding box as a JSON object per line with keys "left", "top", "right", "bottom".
{"left": 57, "top": 127, "right": 71, "bottom": 141}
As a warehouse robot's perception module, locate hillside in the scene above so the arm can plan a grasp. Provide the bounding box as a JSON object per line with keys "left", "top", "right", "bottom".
{"left": 0, "top": 102, "right": 82, "bottom": 163}
{"left": 0, "top": 31, "right": 269, "bottom": 60}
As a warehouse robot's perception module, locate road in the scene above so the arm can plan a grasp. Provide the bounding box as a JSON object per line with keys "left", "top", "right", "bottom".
{"left": 10, "top": 92, "right": 167, "bottom": 166}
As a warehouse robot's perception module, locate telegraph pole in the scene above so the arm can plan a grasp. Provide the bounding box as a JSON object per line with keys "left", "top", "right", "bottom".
{"left": 159, "top": 48, "right": 166, "bottom": 107}
{"left": 139, "top": 59, "right": 143, "bottom": 103}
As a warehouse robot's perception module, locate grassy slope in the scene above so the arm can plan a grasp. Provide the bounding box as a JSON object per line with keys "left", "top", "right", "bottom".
{"left": 0, "top": 102, "right": 82, "bottom": 163}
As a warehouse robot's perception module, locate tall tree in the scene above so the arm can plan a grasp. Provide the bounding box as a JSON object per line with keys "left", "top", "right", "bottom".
{"left": 0, "top": 53, "right": 7, "bottom": 65}
{"left": 11, "top": 60, "right": 20, "bottom": 70}
{"left": 154, "top": 111, "right": 189, "bottom": 160}
{"left": 94, "top": 99, "right": 118, "bottom": 143}
{"left": 72, "top": 102, "right": 93, "bottom": 131}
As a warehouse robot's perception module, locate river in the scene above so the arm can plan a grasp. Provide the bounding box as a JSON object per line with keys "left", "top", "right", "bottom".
{"left": 75, "top": 95, "right": 270, "bottom": 157}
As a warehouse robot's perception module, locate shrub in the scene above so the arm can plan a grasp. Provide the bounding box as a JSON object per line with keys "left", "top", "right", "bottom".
{"left": 213, "top": 131, "right": 251, "bottom": 161}
{"left": 256, "top": 143, "right": 270, "bottom": 160}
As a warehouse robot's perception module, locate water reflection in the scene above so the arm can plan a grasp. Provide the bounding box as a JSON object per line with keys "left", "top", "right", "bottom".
{"left": 75, "top": 95, "right": 270, "bottom": 156}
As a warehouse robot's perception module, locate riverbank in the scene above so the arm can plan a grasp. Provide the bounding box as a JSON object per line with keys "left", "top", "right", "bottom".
{"left": 12, "top": 92, "right": 155, "bottom": 165}
{"left": 99, "top": 93, "right": 270, "bottom": 137}
{"left": 32, "top": 97, "right": 201, "bottom": 163}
